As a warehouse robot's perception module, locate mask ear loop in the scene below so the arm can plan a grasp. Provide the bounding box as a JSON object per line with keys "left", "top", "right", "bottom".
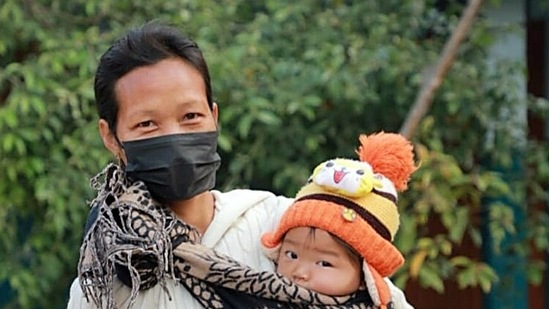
{"left": 113, "top": 133, "right": 126, "bottom": 169}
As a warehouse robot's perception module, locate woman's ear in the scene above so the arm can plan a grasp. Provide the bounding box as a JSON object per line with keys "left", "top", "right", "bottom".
{"left": 212, "top": 102, "right": 219, "bottom": 123}
{"left": 99, "top": 119, "right": 122, "bottom": 158}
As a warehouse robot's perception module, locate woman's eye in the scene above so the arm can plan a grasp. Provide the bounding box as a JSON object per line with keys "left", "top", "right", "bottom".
{"left": 183, "top": 113, "right": 199, "bottom": 120}
{"left": 285, "top": 251, "right": 298, "bottom": 260}
{"left": 137, "top": 120, "right": 153, "bottom": 128}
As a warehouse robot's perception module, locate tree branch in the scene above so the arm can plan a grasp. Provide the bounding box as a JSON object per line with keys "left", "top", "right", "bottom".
{"left": 399, "top": 0, "right": 484, "bottom": 139}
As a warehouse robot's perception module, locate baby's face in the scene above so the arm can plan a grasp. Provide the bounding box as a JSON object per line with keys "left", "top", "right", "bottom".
{"left": 276, "top": 227, "right": 361, "bottom": 296}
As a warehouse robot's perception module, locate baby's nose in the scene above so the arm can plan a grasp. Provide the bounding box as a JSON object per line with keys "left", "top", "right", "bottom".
{"left": 292, "top": 267, "right": 310, "bottom": 282}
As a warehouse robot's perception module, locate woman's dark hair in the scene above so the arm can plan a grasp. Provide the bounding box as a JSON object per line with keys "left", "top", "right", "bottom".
{"left": 94, "top": 22, "right": 213, "bottom": 136}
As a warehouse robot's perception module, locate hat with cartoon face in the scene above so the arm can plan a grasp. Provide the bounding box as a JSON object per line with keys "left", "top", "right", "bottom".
{"left": 261, "top": 132, "right": 417, "bottom": 308}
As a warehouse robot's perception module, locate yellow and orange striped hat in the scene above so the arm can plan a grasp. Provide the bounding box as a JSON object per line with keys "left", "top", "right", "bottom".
{"left": 261, "top": 132, "right": 417, "bottom": 308}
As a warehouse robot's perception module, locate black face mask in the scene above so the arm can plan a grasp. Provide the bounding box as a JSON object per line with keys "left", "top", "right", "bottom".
{"left": 121, "top": 131, "right": 221, "bottom": 202}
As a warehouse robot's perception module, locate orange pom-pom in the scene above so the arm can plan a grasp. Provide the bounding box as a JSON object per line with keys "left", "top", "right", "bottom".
{"left": 356, "top": 132, "right": 417, "bottom": 191}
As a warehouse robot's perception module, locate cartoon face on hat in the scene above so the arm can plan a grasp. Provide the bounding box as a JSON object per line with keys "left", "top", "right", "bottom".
{"left": 310, "top": 159, "right": 382, "bottom": 198}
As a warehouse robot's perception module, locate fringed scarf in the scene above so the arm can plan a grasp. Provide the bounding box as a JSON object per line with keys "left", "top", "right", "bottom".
{"left": 78, "top": 164, "right": 376, "bottom": 309}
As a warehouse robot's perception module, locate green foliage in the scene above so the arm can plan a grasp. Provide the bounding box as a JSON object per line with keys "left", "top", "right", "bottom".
{"left": 0, "top": 2, "right": 111, "bottom": 308}
{"left": 1, "top": 0, "right": 548, "bottom": 308}
{"left": 211, "top": 1, "right": 431, "bottom": 191}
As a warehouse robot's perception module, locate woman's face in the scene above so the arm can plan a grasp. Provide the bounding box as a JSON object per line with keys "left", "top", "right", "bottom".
{"left": 276, "top": 227, "right": 362, "bottom": 296}
{"left": 99, "top": 58, "right": 218, "bottom": 160}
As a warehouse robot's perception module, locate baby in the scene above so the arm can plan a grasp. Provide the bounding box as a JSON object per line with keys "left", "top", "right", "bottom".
{"left": 262, "top": 132, "right": 417, "bottom": 309}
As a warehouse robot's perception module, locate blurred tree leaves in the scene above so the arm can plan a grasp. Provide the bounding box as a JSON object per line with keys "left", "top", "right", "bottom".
{"left": 1, "top": 0, "right": 548, "bottom": 308}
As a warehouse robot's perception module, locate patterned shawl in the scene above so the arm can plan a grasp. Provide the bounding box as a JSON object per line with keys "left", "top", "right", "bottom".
{"left": 78, "top": 164, "right": 376, "bottom": 309}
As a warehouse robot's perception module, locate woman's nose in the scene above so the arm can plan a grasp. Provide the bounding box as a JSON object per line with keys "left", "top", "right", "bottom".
{"left": 162, "top": 122, "right": 185, "bottom": 135}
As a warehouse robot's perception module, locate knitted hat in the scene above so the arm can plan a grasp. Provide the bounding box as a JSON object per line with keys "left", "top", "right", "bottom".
{"left": 261, "top": 132, "right": 417, "bottom": 309}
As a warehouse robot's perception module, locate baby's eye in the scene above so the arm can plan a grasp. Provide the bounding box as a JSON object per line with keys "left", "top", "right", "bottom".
{"left": 317, "top": 261, "right": 333, "bottom": 267}
{"left": 284, "top": 251, "right": 298, "bottom": 260}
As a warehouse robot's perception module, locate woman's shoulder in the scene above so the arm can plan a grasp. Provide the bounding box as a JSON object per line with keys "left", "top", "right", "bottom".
{"left": 201, "top": 189, "right": 293, "bottom": 250}
{"left": 211, "top": 189, "right": 293, "bottom": 210}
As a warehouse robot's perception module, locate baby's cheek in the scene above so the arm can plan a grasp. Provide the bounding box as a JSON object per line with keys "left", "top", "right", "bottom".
{"left": 307, "top": 272, "right": 340, "bottom": 295}
{"left": 275, "top": 261, "right": 291, "bottom": 278}
{"left": 312, "top": 271, "right": 361, "bottom": 296}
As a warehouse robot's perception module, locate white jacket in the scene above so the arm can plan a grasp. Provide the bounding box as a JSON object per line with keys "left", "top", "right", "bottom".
{"left": 67, "top": 189, "right": 413, "bottom": 308}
